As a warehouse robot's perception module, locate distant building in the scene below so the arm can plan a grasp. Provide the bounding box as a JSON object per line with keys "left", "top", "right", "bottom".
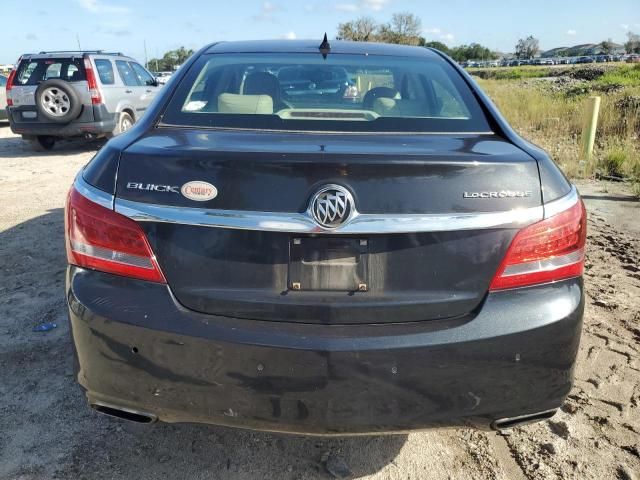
{"left": 541, "top": 42, "right": 626, "bottom": 57}
{"left": 0, "top": 64, "right": 14, "bottom": 73}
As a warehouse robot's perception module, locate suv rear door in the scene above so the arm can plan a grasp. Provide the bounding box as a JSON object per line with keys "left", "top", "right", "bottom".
{"left": 9, "top": 56, "right": 93, "bottom": 124}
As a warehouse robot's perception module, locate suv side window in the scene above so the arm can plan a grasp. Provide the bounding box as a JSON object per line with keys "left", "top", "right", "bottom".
{"left": 95, "top": 59, "right": 115, "bottom": 85}
{"left": 116, "top": 60, "right": 140, "bottom": 87}
{"left": 130, "top": 62, "right": 156, "bottom": 86}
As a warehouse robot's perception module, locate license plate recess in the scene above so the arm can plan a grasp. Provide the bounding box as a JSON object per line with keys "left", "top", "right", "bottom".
{"left": 289, "top": 237, "right": 369, "bottom": 292}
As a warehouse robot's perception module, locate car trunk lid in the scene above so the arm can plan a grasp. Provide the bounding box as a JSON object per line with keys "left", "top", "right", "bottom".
{"left": 113, "top": 128, "right": 542, "bottom": 324}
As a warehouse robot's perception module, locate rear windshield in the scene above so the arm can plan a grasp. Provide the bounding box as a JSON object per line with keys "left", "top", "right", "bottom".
{"left": 14, "top": 58, "right": 86, "bottom": 86}
{"left": 162, "top": 53, "right": 491, "bottom": 133}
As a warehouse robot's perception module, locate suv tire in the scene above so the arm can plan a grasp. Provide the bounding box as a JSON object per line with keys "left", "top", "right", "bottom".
{"left": 35, "top": 79, "right": 82, "bottom": 124}
{"left": 25, "top": 135, "right": 56, "bottom": 151}
{"left": 112, "top": 111, "right": 134, "bottom": 136}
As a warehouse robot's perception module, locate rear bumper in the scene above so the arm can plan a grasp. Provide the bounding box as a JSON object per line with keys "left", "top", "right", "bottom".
{"left": 67, "top": 266, "right": 584, "bottom": 434}
{"left": 7, "top": 105, "right": 116, "bottom": 137}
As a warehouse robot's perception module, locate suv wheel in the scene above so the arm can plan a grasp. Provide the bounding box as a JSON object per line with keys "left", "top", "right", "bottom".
{"left": 35, "top": 79, "right": 82, "bottom": 124}
{"left": 112, "top": 112, "right": 134, "bottom": 136}
{"left": 26, "top": 135, "right": 56, "bottom": 151}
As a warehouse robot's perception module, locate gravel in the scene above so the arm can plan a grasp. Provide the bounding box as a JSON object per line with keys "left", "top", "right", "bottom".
{"left": 0, "top": 125, "right": 638, "bottom": 479}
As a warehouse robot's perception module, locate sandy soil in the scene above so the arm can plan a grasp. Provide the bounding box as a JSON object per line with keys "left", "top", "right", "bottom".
{"left": 0, "top": 124, "right": 638, "bottom": 480}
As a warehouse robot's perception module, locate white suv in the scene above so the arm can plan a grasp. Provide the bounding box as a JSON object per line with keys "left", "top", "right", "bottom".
{"left": 5, "top": 50, "right": 160, "bottom": 150}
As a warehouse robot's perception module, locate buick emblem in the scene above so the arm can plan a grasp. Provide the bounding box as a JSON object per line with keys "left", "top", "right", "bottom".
{"left": 309, "top": 184, "right": 355, "bottom": 228}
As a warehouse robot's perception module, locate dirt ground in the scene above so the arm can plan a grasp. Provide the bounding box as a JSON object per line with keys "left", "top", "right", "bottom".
{"left": 0, "top": 124, "right": 638, "bottom": 480}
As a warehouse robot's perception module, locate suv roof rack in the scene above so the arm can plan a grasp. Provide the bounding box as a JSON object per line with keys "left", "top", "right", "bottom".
{"left": 36, "top": 50, "right": 125, "bottom": 56}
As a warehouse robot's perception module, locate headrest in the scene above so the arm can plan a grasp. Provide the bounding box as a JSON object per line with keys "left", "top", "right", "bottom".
{"left": 218, "top": 93, "right": 273, "bottom": 114}
{"left": 244, "top": 72, "right": 280, "bottom": 96}
{"left": 372, "top": 98, "right": 429, "bottom": 117}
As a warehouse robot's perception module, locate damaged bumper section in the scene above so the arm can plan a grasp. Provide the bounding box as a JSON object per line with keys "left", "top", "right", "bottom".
{"left": 67, "top": 266, "right": 583, "bottom": 435}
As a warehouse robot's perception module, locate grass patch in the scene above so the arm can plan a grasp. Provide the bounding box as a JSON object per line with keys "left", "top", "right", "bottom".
{"left": 469, "top": 67, "right": 549, "bottom": 80}
{"left": 471, "top": 63, "right": 640, "bottom": 87}
{"left": 478, "top": 78, "right": 640, "bottom": 179}
{"left": 596, "top": 64, "right": 640, "bottom": 86}
{"left": 601, "top": 148, "right": 627, "bottom": 177}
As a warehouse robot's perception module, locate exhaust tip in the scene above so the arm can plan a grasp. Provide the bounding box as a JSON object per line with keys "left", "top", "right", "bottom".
{"left": 91, "top": 402, "right": 157, "bottom": 424}
{"left": 491, "top": 409, "right": 557, "bottom": 431}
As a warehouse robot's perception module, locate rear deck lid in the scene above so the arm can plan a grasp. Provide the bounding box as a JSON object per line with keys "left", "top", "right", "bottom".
{"left": 112, "top": 128, "right": 542, "bottom": 324}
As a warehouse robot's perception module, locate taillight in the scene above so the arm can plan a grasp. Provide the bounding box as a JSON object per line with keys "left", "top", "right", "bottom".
{"left": 83, "top": 56, "right": 102, "bottom": 105}
{"left": 490, "top": 199, "right": 586, "bottom": 290}
{"left": 65, "top": 187, "right": 166, "bottom": 283}
{"left": 5, "top": 59, "right": 19, "bottom": 106}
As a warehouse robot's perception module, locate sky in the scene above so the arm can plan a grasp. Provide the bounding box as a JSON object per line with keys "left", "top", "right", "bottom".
{"left": 1, "top": 0, "right": 639, "bottom": 64}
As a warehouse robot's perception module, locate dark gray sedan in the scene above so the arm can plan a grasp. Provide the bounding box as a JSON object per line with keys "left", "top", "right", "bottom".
{"left": 65, "top": 39, "right": 585, "bottom": 434}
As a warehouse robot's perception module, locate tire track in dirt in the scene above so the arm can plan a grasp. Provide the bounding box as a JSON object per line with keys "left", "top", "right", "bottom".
{"left": 500, "top": 207, "right": 640, "bottom": 480}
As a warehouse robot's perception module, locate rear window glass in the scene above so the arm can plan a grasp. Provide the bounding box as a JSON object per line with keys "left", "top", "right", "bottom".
{"left": 162, "top": 53, "right": 490, "bottom": 133}
{"left": 95, "top": 59, "right": 115, "bottom": 85}
{"left": 14, "top": 58, "right": 86, "bottom": 85}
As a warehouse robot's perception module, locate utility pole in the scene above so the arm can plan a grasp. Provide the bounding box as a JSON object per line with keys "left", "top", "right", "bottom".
{"left": 76, "top": 34, "right": 82, "bottom": 50}
{"left": 144, "top": 39, "right": 148, "bottom": 69}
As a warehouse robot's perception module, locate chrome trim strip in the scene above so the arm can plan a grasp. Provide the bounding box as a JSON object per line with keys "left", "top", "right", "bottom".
{"left": 543, "top": 186, "right": 579, "bottom": 219}
{"left": 74, "top": 174, "right": 114, "bottom": 210}
{"left": 115, "top": 198, "right": 544, "bottom": 234}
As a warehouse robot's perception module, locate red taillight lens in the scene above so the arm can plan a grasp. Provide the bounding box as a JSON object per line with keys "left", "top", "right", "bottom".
{"left": 65, "top": 187, "right": 166, "bottom": 283}
{"left": 5, "top": 64, "right": 18, "bottom": 106}
{"left": 490, "top": 200, "right": 587, "bottom": 291}
{"left": 83, "top": 57, "right": 102, "bottom": 105}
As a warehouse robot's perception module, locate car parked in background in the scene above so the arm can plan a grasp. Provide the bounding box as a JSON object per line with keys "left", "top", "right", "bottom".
{"left": 576, "top": 56, "right": 594, "bottom": 64}
{"left": 0, "top": 74, "right": 7, "bottom": 121}
{"left": 533, "top": 58, "right": 554, "bottom": 65}
{"left": 627, "top": 54, "right": 640, "bottom": 63}
{"left": 153, "top": 71, "right": 173, "bottom": 85}
{"left": 5, "top": 50, "right": 160, "bottom": 150}
{"left": 275, "top": 65, "right": 358, "bottom": 101}
{"left": 66, "top": 39, "right": 586, "bottom": 435}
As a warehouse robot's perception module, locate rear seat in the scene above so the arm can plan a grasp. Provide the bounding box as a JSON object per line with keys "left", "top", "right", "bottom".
{"left": 372, "top": 97, "right": 431, "bottom": 117}
{"left": 218, "top": 93, "right": 273, "bottom": 114}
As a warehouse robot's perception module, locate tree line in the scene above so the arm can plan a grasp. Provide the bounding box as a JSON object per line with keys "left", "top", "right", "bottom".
{"left": 337, "top": 13, "right": 640, "bottom": 60}
{"left": 626, "top": 32, "right": 640, "bottom": 54}
{"left": 337, "top": 13, "right": 498, "bottom": 61}
{"left": 147, "top": 46, "right": 194, "bottom": 71}
{"left": 147, "top": 19, "right": 640, "bottom": 71}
